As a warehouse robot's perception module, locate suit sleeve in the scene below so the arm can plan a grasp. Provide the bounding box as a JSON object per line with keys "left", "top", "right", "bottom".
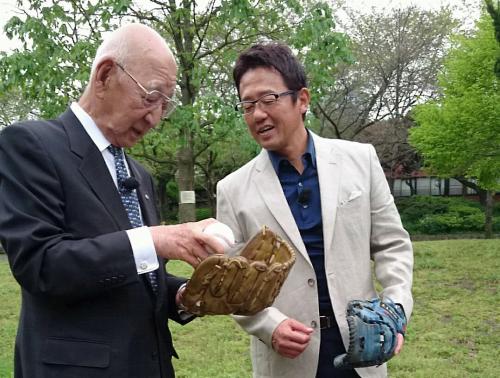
{"left": 0, "top": 124, "right": 139, "bottom": 301}
{"left": 144, "top": 173, "right": 191, "bottom": 322}
{"left": 368, "top": 145, "right": 414, "bottom": 318}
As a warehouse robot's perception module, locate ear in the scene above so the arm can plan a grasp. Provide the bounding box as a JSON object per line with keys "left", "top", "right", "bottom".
{"left": 93, "top": 59, "right": 115, "bottom": 99}
{"left": 297, "top": 87, "right": 310, "bottom": 115}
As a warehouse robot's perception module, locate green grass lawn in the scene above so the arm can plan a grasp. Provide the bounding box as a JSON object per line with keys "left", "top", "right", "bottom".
{"left": 0, "top": 239, "right": 498, "bottom": 377}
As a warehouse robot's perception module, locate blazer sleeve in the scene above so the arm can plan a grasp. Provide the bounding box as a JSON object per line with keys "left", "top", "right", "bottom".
{"left": 368, "top": 145, "right": 414, "bottom": 318}
{"left": 0, "top": 124, "right": 139, "bottom": 301}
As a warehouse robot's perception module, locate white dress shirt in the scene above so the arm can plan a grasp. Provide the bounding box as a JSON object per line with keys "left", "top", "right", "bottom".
{"left": 70, "top": 102, "right": 159, "bottom": 275}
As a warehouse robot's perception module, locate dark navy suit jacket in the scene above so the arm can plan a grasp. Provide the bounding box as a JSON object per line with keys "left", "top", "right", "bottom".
{"left": 0, "top": 108, "right": 187, "bottom": 378}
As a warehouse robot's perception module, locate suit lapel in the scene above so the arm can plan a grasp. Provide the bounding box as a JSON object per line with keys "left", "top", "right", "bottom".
{"left": 60, "top": 109, "right": 162, "bottom": 300}
{"left": 311, "top": 133, "right": 342, "bottom": 255}
{"left": 59, "top": 109, "right": 131, "bottom": 230}
{"left": 253, "top": 150, "right": 310, "bottom": 263}
{"left": 126, "top": 159, "right": 158, "bottom": 227}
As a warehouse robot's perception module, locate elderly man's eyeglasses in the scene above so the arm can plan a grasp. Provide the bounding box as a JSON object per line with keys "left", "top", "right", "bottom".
{"left": 234, "top": 90, "right": 296, "bottom": 115}
{"left": 116, "top": 62, "right": 178, "bottom": 119}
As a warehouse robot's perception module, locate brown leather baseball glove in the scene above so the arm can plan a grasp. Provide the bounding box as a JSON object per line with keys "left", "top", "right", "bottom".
{"left": 181, "top": 226, "right": 296, "bottom": 316}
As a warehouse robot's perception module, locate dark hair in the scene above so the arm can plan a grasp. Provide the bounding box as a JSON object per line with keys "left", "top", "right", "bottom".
{"left": 233, "top": 42, "right": 308, "bottom": 99}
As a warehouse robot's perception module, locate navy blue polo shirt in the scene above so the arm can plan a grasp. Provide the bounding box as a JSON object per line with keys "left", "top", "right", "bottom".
{"left": 268, "top": 131, "right": 333, "bottom": 314}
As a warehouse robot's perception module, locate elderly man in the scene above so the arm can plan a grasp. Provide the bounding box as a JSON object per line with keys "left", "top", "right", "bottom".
{"left": 0, "top": 24, "right": 223, "bottom": 378}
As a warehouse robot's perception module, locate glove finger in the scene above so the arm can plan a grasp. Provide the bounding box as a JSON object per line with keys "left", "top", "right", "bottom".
{"left": 182, "top": 226, "right": 296, "bottom": 316}
{"left": 337, "top": 298, "right": 403, "bottom": 369}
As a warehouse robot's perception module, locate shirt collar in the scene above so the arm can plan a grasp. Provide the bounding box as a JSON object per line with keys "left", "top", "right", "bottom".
{"left": 268, "top": 129, "right": 317, "bottom": 174}
{"left": 70, "top": 102, "right": 112, "bottom": 152}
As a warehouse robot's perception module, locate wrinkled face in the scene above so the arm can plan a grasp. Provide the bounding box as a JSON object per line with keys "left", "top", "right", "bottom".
{"left": 100, "top": 56, "right": 177, "bottom": 148}
{"left": 238, "top": 67, "right": 309, "bottom": 156}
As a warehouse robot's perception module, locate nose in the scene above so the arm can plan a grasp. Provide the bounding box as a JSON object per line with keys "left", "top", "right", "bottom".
{"left": 251, "top": 103, "right": 268, "bottom": 122}
{"left": 144, "top": 104, "right": 163, "bottom": 127}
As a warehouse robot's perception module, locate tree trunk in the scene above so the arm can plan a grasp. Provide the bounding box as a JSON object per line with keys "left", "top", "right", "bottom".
{"left": 462, "top": 182, "right": 467, "bottom": 197}
{"left": 405, "top": 178, "right": 417, "bottom": 196}
{"left": 455, "top": 177, "right": 488, "bottom": 205}
{"left": 478, "top": 190, "right": 488, "bottom": 206}
{"left": 484, "top": 190, "right": 493, "bottom": 239}
{"left": 156, "top": 176, "right": 168, "bottom": 222}
{"left": 176, "top": 145, "right": 196, "bottom": 223}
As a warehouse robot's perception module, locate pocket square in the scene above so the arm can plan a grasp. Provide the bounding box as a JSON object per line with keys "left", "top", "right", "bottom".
{"left": 348, "top": 190, "right": 362, "bottom": 201}
{"left": 339, "top": 190, "right": 363, "bottom": 207}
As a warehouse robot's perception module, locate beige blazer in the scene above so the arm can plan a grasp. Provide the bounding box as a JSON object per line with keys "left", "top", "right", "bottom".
{"left": 216, "top": 132, "right": 413, "bottom": 378}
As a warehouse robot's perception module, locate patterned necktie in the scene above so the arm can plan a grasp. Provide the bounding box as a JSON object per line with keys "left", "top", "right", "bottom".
{"left": 108, "top": 145, "right": 158, "bottom": 293}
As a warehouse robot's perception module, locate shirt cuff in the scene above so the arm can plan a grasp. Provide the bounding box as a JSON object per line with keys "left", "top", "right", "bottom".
{"left": 126, "top": 226, "right": 159, "bottom": 274}
{"left": 177, "top": 283, "right": 195, "bottom": 320}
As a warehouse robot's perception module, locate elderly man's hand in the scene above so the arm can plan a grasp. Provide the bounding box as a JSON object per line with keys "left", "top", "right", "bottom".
{"left": 150, "top": 218, "right": 225, "bottom": 267}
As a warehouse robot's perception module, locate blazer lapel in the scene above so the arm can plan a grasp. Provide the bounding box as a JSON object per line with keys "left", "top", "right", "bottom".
{"left": 253, "top": 150, "right": 311, "bottom": 264}
{"left": 59, "top": 109, "right": 131, "bottom": 230}
{"left": 311, "top": 133, "right": 342, "bottom": 256}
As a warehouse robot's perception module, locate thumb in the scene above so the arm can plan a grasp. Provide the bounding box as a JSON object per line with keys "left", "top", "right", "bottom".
{"left": 289, "top": 319, "right": 314, "bottom": 334}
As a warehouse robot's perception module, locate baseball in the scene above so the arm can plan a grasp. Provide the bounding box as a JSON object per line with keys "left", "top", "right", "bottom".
{"left": 203, "top": 222, "right": 235, "bottom": 251}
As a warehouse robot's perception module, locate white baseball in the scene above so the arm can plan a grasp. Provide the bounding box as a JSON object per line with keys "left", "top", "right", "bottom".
{"left": 203, "top": 222, "right": 235, "bottom": 251}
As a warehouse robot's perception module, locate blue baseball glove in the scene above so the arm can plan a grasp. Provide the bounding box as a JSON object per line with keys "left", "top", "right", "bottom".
{"left": 333, "top": 298, "right": 407, "bottom": 369}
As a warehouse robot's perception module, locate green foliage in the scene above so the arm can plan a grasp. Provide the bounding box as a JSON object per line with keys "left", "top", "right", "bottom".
{"left": 0, "top": 88, "right": 37, "bottom": 127}
{"left": 0, "top": 1, "right": 128, "bottom": 118}
{"left": 485, "top": 0, "right": 500, "bottom": 77}
{"left": 418, "top": 212, "right": 485, "bottom": 234}
{"left": 494, "top": 201, "right": 500, "bottom": 215}
{"left": 396, "top": 195, "right": 499, "bottom": 234}
{"left": 410, "top": 11, "right": 500, "bottom": 191}
{"left": 292, "top": 2, "right": 352, "bottom": 103}
{"left": 396, "top": 195, "right": 451, "bottom": 224}
{"left": 1, "top": 0, "right": 351, "bottom": 222}
{"left": 195, "top": 207, "right": 213, "bottom": 221}
{"left": 166, "top": 180, "right": 179, "bottom": 202}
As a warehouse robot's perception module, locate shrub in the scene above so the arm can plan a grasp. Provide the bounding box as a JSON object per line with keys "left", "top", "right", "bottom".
{"left": 396, "top": 196, "right": 450, "bottom": 224}
{"left": 165, "top": 180, "right": 179, "bottom": 202}
{"left": 447, "top": 204, "right": 483, "bottom": 217}
{"left": 494, "top": 201, "right": 500, "bottom": 216}
{"left": 418, "top": 214, "right": 460, "bottom": 234}
{"left": 417, "top": 212, "right": 485, "bottom": 234}
{"left": 493, "top": 216, "right": 500, "bottom": 231}
{"left": 395, "top": 195, "right": 494, "bottom": 235}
